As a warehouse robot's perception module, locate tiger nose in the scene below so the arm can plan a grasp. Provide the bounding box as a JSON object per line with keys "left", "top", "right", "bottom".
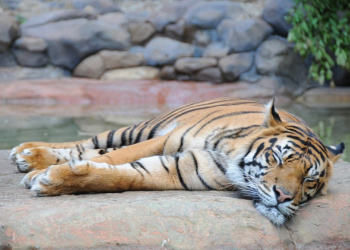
{"left": 273, "top": 186, "right": 293, "bottom": 203}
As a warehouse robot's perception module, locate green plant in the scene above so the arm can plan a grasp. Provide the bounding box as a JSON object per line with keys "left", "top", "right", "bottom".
{"left": 286, "top": 0, "right": 350, "bottom": 85}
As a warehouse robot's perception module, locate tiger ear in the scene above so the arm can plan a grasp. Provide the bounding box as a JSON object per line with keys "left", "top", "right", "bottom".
{"left": 326, "top": 142, "right": 345, "bottom": 163}
{"left": 262, "top": 98, "right": 282, "bottom": 128}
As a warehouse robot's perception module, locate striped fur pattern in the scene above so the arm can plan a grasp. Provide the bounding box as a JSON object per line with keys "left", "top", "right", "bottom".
{"left": 10, "top": 98, "right": 344, "bottom": 226}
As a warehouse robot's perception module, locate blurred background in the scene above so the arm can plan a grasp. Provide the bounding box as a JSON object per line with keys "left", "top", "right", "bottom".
{"left": 0, "top": 0, "right": 349, "bottom": 160}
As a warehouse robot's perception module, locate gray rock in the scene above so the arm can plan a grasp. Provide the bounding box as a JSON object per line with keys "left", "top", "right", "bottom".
{"left": 218, "top": 18, "right": 273, "bottom": 53}
{"left": 22, "top": 18, "right": 130, "bottom": 69}
{"left": 144, "top": 37, "right": 194, "bottom": 66}
{"left": 202, "top": 43, "right": 229, "bottom": 58}
{"left": 21, "top": 9, "right": 97, "bottom": 28}
{"left": 148, "top": 0, "right": 197, "bottom": 32}
{"left": 129, "top": 22, "right": 156, "bottom": 45}
{"left": 13, "top": 36, "right": 47, "bottom": 52}
{"left": 192, "top": 30, "right": 212, "bottom": 46}
{"left": 196, "top": 67, "right": 223, "bottom": 83}
{"left": 12, "top": 49, "right": 49, "bottom": 67}
{"left": 256, "top": 37, "right": 307, "bottom": 85}
{"left": 160, "top": 65, "right": 177, "bottom": 80}
{"left": 98, "top": 12, "right": 128, "bottom": 30}
{"left": 71, "top": 0, "right": 121, "bottom": 14}
{"left": 184, "top": 1, "right": 244, "bottom": 29}
{"left": 332, "top": 66, "right": 350, "bottom": 87}
{"left": 0, "top": 15, "right": 19, "bottom": 52}
{"left": 175, "top": 57, "right": 217, "bottom": 74}
{"left": 125, "top": 10, "right": 151, "bottom": 23}
{"left": 219, "top": 52, "right": 254, "bottom": 81}
{"left": 239, "top": 66, "right": 261, "bottom": 83}
{"left": 165, "top": 19, "right": 185, "bottom": 41}
{"left": 263, "top": 0, "right": 294, "bottom": 37}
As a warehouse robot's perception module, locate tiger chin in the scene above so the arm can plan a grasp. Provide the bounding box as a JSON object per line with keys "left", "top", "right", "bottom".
{"left": 10, "top": 97, "right": 344, "bottom": 226}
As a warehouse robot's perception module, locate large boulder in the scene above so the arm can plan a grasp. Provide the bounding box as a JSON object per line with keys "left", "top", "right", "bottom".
{"left": 0, "top": 15, "right": 19, "bottom": 52}
{"left": 262, "top": 0, "right": 294, "bottom": 37}
{"left": 219, "top": 52, "right": 254, "bottom": 81}
{"left": 175, "top": 57, "right": 217, "bottom": 74}
{"left": 12, "top": 36, "right": 49, "bottom": 67}
{"left": 21, "top": 9, "right": 97, "bottom": 28}
{"left": 256, "top": 37, "right": 307, "bottom": 85}
{"left": 98, "top": 12, "right": 128, "bottom": 30}
{"left": 196, "top": 67, "right": 223, "bottom": 83}
{"left": 218, "top": 18, "right": 273, "bottom": 53}
{"left": 22, "top": 18, "right": 130, "bottom": 69}
{"left": 144, "top": 37, "right": 194, "bottom": 66}
{"left": 184, "top": 1, "right": 244, "bottom": 29}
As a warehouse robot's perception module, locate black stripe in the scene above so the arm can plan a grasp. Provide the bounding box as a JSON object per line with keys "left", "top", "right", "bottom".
{"left": 191, "top": 151, "right": 214, "bottom": 190}
{"left": 130, "top": 162, "right": 144, "bottom": 177}
{"left": 175, "top": 155, "right": 188, "bottom": 190}
{"left": 148, "top": 101, "right": 257, "bottom": 140}
{"left": 207, "top": 151, "right": 226, "bottom": 174}
{"left": 194, "top": 111, "right": 262, "bottom": 137}
{"left": 92, "top": 136, "right": 100, "bottom": 149}
{"left": 76, "top": 145, "right": 83, "bottom": 160}
{"left": 121, "top": 127, "right": 131, "bottom": 146}
{"left": 106, "top": 129, "right": 116, "bottom": 148}
{"left": 128, "top": 125, "right": 137, "bottom": 145}
{"left": 159, "top": 156, "right": 169, "bottom": 173}
{"left": 133, "top": 161, "right": 150, "bottom": 174}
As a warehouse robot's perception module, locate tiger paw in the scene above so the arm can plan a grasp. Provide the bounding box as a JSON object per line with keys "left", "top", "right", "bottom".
{"left": 11, "top": 147, "right": 69, "bottom": 173}
{"left": 22, "top": 160, "right": 98, "bottom": 196}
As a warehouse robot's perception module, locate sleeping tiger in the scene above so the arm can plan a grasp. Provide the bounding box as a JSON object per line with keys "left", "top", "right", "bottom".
{"left": 10, "top": 97, "right": 344, "bottom": 226}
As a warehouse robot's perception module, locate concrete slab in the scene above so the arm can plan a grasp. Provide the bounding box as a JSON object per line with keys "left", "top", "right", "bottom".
{"left": 0, "top": 150, "right": 349, "bottom": 249}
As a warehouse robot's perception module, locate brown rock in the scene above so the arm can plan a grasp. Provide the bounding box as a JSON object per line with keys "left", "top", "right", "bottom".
{"left": 100, "top": 50, "right": 144, "bottom": 69}
{"left": 100, "top": 66, "right": 160, "bottom": 80}
{"left": 175, "top": 57, "right": 217, "bottom": 74}
{"left": 73, "top": 54, "right": 105, "bottom": 78}
{"left": 13, "top": 36, "right": 47, "bottom": 52}
{"left": 12, "top": 49, "right": 49, "bottom": 67}
{"left": 128, "top": 22, "right": 156, "bottom": 45}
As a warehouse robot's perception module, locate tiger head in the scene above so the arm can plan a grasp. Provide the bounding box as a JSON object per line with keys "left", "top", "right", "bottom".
{"left": 231, "top": 99, "right": 345, "bottom": 226}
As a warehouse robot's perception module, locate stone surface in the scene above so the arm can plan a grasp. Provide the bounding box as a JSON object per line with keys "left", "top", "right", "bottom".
{"left": 98, "top": 12, "right": 128, "bottom": 30}
{"left": 184, "top": 1, "right": 244, "bottom": 29}
{"left": 12, "top": 49, "right": 48, "bottom": 67}
{"left": 165, "top": 19, "right": 185, "bottom": 40}
{"left": 0, "top": 51, "right": 18, "bottom": 66}
{"left": 219, "top": 52, "right": 254, "bottom": 81}
{"left": 218, "top": 18, "right": 273, "bottom": 53}
{"left": 0, "top": 149, "right": 349, "bottom": 249}
{"left": 128, "top": 22, "right": 156, "bottom": 44}
{"left": 73, "top": 53, "right": 105, "bottom": 79}
{"left": 100, "top": 66, "right": 160, "bottom": 80}
{"left": 160, "top": 65, "right": 177, "bottom": 80}
{"left": 21, "top": 9, "right": 97, "bottom": 28}
{"left": 22, "top": 18, "right": 130, "bottom": 69}
{"left": 262, "top": 0, "right": 294, "bottom": 37}
{"left": 148, "top": 0, "right": 197, "bottom": 31}
{"left": 0, "top": 15, "right": 19, "bottom": 52}
{"left": 196, "top": 67, "right": 223, "bottom": 83}
{"left": 175, "top": 57, "right": 217, "bottom": 74}
{"left": 100, "top": 50, "right": 144, "bottom": 69}
{"left": 144, "top": 37, "right": 194, "bottom": 66}
{"left": 70, "top": 0, "right": 121, "bottom": 14}
{"left": 12, "top": 36, "right": 47, "bottom": 52}
{"left": 256, "top": 37, "right": 307, "bottom": 84}
{"left": 0, "top": 66, "right": 69, "bottom": 82}
{"left": 202, "top": 43, "right": 229, "bottom": 58}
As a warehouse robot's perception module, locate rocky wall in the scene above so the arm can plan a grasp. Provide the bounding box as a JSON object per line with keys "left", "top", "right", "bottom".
{"left": 1, "top": 0, "right": 348, "bottom": 91}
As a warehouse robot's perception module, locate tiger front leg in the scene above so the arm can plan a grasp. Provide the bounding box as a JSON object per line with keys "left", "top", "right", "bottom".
{"left": 22, "top": 150, "right": 231, "bottom": 196}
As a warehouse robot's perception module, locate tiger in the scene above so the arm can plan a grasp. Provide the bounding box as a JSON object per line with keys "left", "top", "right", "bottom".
{"left": 10, "top": 97, "right": 344, "bottom": 226}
